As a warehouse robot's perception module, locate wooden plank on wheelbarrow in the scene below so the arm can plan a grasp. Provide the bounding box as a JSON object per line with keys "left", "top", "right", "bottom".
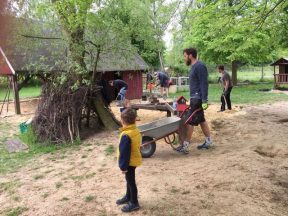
{"left": 131, "top": 104, "right": 157, "bottom": 110}
{"left": 131, "top": 103, "right": 175, "bottom": 117}
{"left": 3, "top": 139, "right": 28, "bottom": 153}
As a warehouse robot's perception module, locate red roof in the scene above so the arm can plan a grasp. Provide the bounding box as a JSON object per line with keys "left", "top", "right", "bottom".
{"left": 0, "top": 47, "right": 15, "bottom": 75}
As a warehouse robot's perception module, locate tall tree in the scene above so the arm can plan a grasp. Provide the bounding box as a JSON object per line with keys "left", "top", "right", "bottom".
{"left": 148, "top": 0, "right": 180, "bottom": 70}
{"left": 3, "top": 0, "right": 148, "bottom": 143}
{"left": 168, "top": 0, "right": 288, "bottom": 85}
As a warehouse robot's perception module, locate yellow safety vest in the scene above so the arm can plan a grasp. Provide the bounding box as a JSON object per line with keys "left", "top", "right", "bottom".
{"left": 117, "top": 124, "right": 142, "bottom": 167}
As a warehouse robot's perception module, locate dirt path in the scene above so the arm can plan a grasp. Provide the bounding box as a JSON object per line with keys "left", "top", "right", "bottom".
{"left": 0, "top": 101, "right": 288, "bottom": 216}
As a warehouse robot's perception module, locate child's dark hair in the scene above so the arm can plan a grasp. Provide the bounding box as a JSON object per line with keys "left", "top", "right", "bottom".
{"left": 121, "top": 108, "right": 137, "bottom": 124}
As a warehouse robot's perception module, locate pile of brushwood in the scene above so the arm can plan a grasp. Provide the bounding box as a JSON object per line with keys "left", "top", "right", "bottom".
{"left": 33, "top": 82, "right": 88, "bottom": 144}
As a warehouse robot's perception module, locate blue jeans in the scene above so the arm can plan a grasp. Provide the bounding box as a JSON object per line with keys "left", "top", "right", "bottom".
{"left": 118, "top": 87, "right": 127, "bottom": 101}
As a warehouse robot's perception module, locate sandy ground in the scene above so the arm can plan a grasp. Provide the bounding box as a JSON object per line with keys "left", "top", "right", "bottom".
{"left": 0, "top": 99, "right": 288, "bottom": 216}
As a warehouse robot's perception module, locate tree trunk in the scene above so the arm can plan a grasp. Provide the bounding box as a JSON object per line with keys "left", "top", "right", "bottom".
{"left": 67, "top": 30, "right": 87, "bottom": 83}
{"left": 33, "top": 1, "right": 120, "bottom": 144}
{"left": 261, "top": 64, "right": 264, "bottom": 81}
{"left": 12, "top": 75, "right": 21, "bottom": 114}
{"left": 232, "top": 61, "right": 238, "bottom": 86}
{"left": 158, "top": 50, "right": 165, "bottom": 71}
{"left": 92, "top": 94, "right": 120, "bottom": 130}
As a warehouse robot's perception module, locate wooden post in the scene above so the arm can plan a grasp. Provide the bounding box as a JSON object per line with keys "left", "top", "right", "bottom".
{"left": 273, "top": 66, "right": 276, "bottom": 89}
{"left": 11, "top": 75, "right": 21, "bottom": 114}
{"left": 261, "top": 64, "right": 264, "bottom": 81}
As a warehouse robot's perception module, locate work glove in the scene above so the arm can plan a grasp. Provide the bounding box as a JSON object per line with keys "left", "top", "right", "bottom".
{"left": 202, "top": 103, "right": 208, "bottom": 110}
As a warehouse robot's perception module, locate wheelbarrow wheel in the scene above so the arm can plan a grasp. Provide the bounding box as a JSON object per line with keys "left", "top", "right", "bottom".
{"left": 141, "top": 136, "right": 156, "bottom": 158}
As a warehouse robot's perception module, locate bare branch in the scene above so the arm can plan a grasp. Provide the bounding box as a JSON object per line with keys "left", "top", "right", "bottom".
{"left": 21, "top": 34, "right": 63, "bottom": 40}
{"left": 253, "top": 0, "right": 286, "bottom": 32}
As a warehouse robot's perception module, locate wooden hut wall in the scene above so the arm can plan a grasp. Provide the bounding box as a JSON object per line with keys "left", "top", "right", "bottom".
{"left": 122, "top": 71, "right": 142, "bottom": 99}
{"left": 279, "top": 65, "right": 285, "bottom": 74}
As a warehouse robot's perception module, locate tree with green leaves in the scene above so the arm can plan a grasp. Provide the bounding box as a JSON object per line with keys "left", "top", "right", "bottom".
{"left": 167, "top": 0, "right": 288, "bottom": 85}
{"left": 148, "top": 0, "right": 180, "bottom": 70}
{"left": 107, "top": 0, "right": 181, "bottom": 70}
{"left": 1, "top": 0, "right": 165, "bottom": 143}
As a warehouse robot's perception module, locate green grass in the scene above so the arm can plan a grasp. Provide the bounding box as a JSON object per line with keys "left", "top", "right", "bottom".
{"left": 42, "top": 193, "right": 49, "bottom": 198}
{"left": 60, "top": 197, "right": 69, "bottom": 201}
{"left": 85, "top": 172, "right": 96, "bottom": 179}
{"left": 85, "top": 195, "right": 95, "bottom": 202}
{"left": 0, "top": 85, "right": 41, "bottom": 101}
{"left": 3, "top": 207, "right": 28, "bottom": 216}
{"left": 0, "top": 181, "right": 20, "bottom": 195}
{"left": 170, "top": 187, "right": 180, "bottom": 194}
{"left": 12, "top": 196, "right": 21, "bottom": 202}
{"left": 208, "top": 66, "right": 274, "bottom": 83}
{"left": 70, "top": 175, "right": 85, "bottom": 181}
{"left": 33, "top": 175, "right": 44, "bottom": 180}
{"left": 55, "top": 182, "right": 63, "bottom": 189}
{"left": 171, "top": 83, "right": 288, "bottom": 105}
{"left": 19, "top": 86, "right": 41, "bottom": 99}
{"left": 104, "top": 145, "right": 115, "bottom": 156}
{"left": 0, "top": 125, "right": 81, "bottom": 175}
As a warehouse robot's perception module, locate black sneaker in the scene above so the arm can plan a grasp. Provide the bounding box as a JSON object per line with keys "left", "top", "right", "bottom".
{"left": 116, "top": 196, "right": 129, "bottom": 205}
{"left": 121, "top": 202, "right": 140, "bottom": 212}
{"left": 174, "top": 145, "right": 183, "bottom": 152}
{"left": 175, "top": 141, "right": 190, "bottom": 154}
{"left": 176, "top": 146, "right": 189, "bottom": 154}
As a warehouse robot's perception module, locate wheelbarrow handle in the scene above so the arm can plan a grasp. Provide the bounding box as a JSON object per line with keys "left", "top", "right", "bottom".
{"left": 179, "top": 107, "right": 202, "bottom": 125}
{"left": 184, "top": 108, "right": 202, "bottom": 125}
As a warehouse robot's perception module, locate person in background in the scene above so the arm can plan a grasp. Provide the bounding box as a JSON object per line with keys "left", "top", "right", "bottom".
{"left": 176, "top": 47, "right": 213, "bottom": 153}
{"left": 116, "top": 108, "right": 142, "bottom": 213}
{"left": 146, "top": 72, "right": 155, "bottom": 95}
{"left": 218, "top": 65, "right": 233, "bottom": 112}
{"left": 109, "top": 79, "right": 128, "bottom": 106}
{"left": 154, "top": 71, "right": 170, "bottom": 98}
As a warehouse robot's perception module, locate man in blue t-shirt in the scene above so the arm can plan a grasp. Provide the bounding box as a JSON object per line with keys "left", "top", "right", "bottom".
{"left": 154, "top": 71, "right": 170, "bottom": 98}
{"left": 177, "top": 48, "right": 213, "bottom": 154}
{"left": 109, "top": 79, "right": 128, "bottom": 106}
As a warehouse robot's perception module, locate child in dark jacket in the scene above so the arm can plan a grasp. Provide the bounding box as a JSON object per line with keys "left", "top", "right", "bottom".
{"left": 116, "top": 108, "right": 142, "bottom": 212}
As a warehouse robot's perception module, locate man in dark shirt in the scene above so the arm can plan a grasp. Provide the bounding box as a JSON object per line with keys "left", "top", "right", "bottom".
{"left": 218, "top": 65, "right": 233, "bottom": 111}
{"left": 109, "top": 79, "right": 128, "bottom": 105}
{"left": 155, "top": 71, "right": 169, "bottom": 98}
{"left": 177, "top": 48, "right": 212, "bottom": 153}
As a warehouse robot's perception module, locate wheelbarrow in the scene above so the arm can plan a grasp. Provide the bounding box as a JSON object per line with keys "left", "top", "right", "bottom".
{"left": 138, "top": 107, "right": 202, "bottom": 158}
{"left": 138, "top": 116, "right": 181, "bottom": 158}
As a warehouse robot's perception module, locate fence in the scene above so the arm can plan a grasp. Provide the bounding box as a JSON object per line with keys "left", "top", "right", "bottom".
{"left": 170, "top": 77, "right": 189, "bottom": 93}
{"left": 208, "top": 65, "right": 274, "bottom": 82}
{"left": 274, "top": 74, "right": 288, "bottom": 85}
